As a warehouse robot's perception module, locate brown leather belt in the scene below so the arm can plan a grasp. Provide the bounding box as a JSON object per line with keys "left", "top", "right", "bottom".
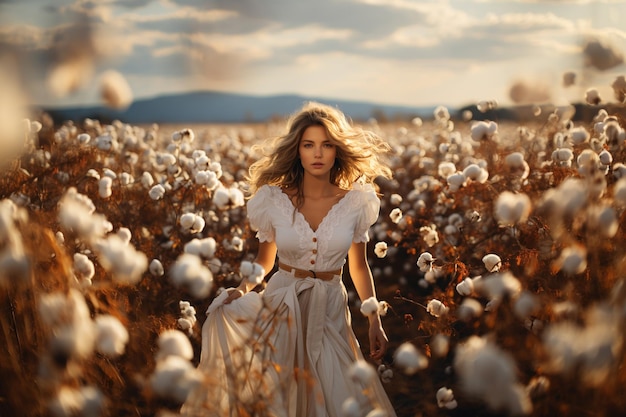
{"left": 278, "top": 261, "right": 342, "bottom": 281}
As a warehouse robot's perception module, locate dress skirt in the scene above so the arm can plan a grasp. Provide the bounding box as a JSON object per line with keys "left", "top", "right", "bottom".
{"left": 180, "top": 270, "right": 397, "bottom": 417}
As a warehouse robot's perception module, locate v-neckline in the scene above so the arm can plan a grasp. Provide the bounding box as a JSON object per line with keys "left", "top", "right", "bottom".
{"left": 280, "top": 189, "right": 354, "bottom": 233}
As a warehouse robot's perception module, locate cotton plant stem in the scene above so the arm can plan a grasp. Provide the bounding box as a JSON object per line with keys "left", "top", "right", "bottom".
{"left": 393, "top": 294, "right": 427, "bottom": 310}
{"left": 1, "top": 288, "right": 22, "bottom": 374}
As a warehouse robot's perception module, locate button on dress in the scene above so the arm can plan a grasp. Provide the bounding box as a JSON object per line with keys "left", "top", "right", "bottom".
{"left": 181, "top": 182, "right": 397, "bottom": 417}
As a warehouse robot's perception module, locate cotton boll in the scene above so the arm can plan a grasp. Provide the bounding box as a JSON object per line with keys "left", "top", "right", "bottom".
{"left": 349, "top": 359, "right": 376, "bottom": 385}
{"left": 229, "top": 187, "right": 245, "bottom": 208}
{"left": 169, "top": 253, "right": 213, "bottom": 298}
{"left": 494, "top": 191, "right": 531, "bottom": 226}
{"left": 389, "top": 193, "right": 403, "bottom": 205}
{"left": 614, "top": 177, "right": 626, "bottom": 206}
{"left": 149, "top": 184, "right": 166, "bottom": 200}
{"left": 394, "top": 342, "right": 428, "bottom": 375}
{"left": 457, "top": 298, "right": 483, "bottom": 322}
{"left": 195, "top": 170, "right": 217, "bottom": 186}
{"left": 438, "top": 161, "right": 456, "bottom": 178}
{"left": 434, "top": 105, "right": 450, "bottom": 121}
{"left": 156, "top": 152, "right": 176, "bottom": 167}
{"left": 213, "top": 186, "right": 230, "bottom": 210}
{"left": 553, "top": 245, "right": 587, "bottom": 275}
{"left": 585, "top": 88, "right": 601, "bottom": 105}
{"left": 39, "top": 289, "right": 96, "bottom": 360}
{"left": 240, "top": 260, "right": 265, "bottom": 285}
{"left": 514, "top": 290, "right": 540, "bottom": 320}
{"left": 431, "top": 334, "right": 450, "bottom": 357}
{"left": 446, "top": 172, "right": 466, "bottom": 191}
{"left": 48, "top": 385, "right": 105, "bottom": 417}
{"left": 116, "top": 227, "right": 132, "bottom": 245}
{"left": 613, "top": 163, "right": 626, "bottom": 180}
{"left": 58, "top": 188, "right": 111, "bottom": 241}
{"left": 178, "top": 300, "right": 197, "bottom": 334}
{"left": 474, "top": 271, "right": 522, "bottom": 301}
{"left": 417, "top": 252, "right": 435, "bottom": 272}
{"left": 73, "top": 253, "right": 95, "bottom": 285}
{"left": 240, "top": 260, "right": 254, "bottom": 277}
{"left": 150, "top": 355, "right": 203, "bottom": 403}
{"left": 93, "top": 234, "right": 148, "bottom": 285}
{"left": 374, "top": 241, "right": 388, "bottom": 258}
{"left": 424, "top": 268, "right": 438, "bottom": 284}
{"left": 179, "top": 213, "right": 205, "bottom": 234}
{"left": 454, "top": 335, "right": 532, "bottom": 415}
{"left": 171, "top": 128, "right": 195, "bottom": 143}
{"left": 542, "top": 311, "right": 622, "bottom": 388}
{"left": 598, "top": 149, "right": 612, "bottom": 166}
{"left": 95, "top": 134, "right": 115, "bottom": 151}
{"left": 360, "top": 296, "right": 379, "bottom": 317}
{"left": 505, "top": 152, "right": 530, "bottom": 180}
{"left": 587, "top": 204, "right": 618, "bottom": 237}
{"left": 456, "top": 277, "right": 475, "bottom": 296}
{"left": 156, "top": 329, "right": 194, "bottom": 361}
{"left": 463, "top": 164, "right": 489, "bottom": 183}
{"left": 482, "top": 254, "right": 502, "bottom": 272}
{"left": 183, "top": 237, "right": 217, "bottom": 259}
{"left": 570, "top": 127, "right": 590, "bottom": 145}
{"left": 427, "top": 299, "right": 449, "bottom": 317}
{"left": 102, "top": 168, "right": 116, "bottom": 179}
{"left": 420, "top": 225, "right": 439, "bottom": 247}
{"left": 377, "top": 363, "right": 394, "bottom": 383}
{"left": 436, "top": 387, "right": 458, "bottom": 409}
{"left": 119, "top": 172, "right": 134, "bottom": 186}
{"left": 470, "top": 120, "right": 498, "bottom": 141}
{"left": 577, "top": 149, "right": 602, "bottom": 178}
{"left": 179, "top": 213, "right": 195, "bottom": 230}
{"left": 540, "top": 178, "right": 588, "bottom": 218}
{"left": 141, "top": 172, "right": 154, "bottom": 189}
{"left": 94, "top": 314, "right": 129, "bottom": 357}
{"left": 389, "top": 208, "right": 403, "bottom": 224}
{"left": 77, "top": 133, "right": 91, "bottom": 144}
{"left": 551, "top": 148, "right": 574, "bottom": 167}
{"left": 149, "top": 259, "right": 164, "bottom": 277}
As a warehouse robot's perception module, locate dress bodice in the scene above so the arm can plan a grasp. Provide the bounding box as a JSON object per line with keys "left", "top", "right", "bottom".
{"left": 247, "top": 182, "right": 380, "bottom": 272}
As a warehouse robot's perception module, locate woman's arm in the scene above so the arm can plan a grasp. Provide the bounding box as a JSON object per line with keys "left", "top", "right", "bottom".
{"left": 224, "top": 240, "right": 277, "bottom": 304}
{"left": 348, "top": 241, "right": 388, "bottom": 361}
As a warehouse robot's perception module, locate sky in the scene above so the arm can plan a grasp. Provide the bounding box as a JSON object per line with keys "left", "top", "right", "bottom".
{"left": 0, "top": 0, "right": 625, "bottom": 110}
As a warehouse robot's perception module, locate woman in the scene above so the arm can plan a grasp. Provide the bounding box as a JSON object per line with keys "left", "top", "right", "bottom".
{"left": 182, "top": 102, "right": 396, "bottom": 416}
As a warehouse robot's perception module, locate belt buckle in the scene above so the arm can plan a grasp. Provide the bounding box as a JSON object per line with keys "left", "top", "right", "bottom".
{"left": 308, "top": 270, "right": 317, "bottom": 279}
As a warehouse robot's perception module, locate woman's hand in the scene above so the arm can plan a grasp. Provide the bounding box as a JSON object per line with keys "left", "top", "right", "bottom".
{"left": 222, "top": 288, "right": 244, "bottom": 305}
{"left": 368, "top": 318, "right": 388, "bottom": 361}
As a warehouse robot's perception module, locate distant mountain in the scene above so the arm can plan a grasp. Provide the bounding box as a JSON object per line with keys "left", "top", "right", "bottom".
{"left": 40, "top": 91, "right": 437, "bottom": 124}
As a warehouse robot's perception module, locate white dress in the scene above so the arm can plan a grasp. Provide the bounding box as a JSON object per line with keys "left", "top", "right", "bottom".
{"left": 181, "top": 182, "right": 397, "bottom": 417}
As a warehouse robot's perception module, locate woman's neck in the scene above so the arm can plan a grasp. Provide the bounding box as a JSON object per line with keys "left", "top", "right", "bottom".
{"left": 301, "top": 174, "right": 336, "bottom": 198}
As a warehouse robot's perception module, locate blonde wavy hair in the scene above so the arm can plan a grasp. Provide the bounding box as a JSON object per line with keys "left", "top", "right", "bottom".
{"left": 247, "top": 101, "right": 392, "bottom": 205}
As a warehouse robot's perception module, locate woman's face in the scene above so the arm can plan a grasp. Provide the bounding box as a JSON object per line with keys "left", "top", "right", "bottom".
{"left": 298, "top": 125, "right": 337, "bottom": 179}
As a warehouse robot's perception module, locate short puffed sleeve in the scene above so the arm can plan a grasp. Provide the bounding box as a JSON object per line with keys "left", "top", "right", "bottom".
{"left": 246, "top": 185, "right": 275, "bottom": 242}
{"left": 353, "top": 183, "right": 381, "bottom": 243}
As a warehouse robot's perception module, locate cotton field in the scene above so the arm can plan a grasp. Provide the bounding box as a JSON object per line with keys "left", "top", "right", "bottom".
{"left": 2, "top": 103, "right": 626, "bottom": 417}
